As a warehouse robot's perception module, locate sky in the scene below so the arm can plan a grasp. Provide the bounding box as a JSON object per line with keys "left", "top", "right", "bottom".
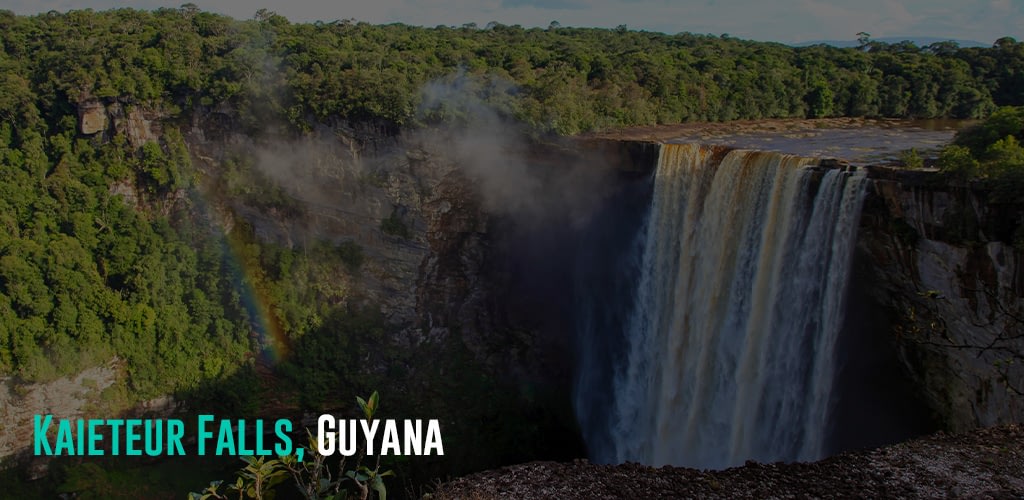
{"left": 2, "top": 0, "right": 1021, "bottom": 45}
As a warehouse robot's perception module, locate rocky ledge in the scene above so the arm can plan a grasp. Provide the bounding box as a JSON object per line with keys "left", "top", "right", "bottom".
{"left": 429, "top": 424, "right": 1023, "bottom": 499}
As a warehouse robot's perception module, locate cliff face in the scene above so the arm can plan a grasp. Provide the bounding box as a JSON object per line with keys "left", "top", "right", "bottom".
{"left": 857, "top": 167, "right": 1024, "bottom": 431}
{"left": 183, "top": 127, "right": 1022, "bottom": 450}
{"left": 77, "top": 96, "right": 161, "bottom": 147}
{"left": 0, "top": 366, "right": 116, "bottom": 473}
{"left": 185, "top": 115, "right": 432, "bottom": 326}
{"left": 0, "top": 100, "right": 580, "bottom": 476}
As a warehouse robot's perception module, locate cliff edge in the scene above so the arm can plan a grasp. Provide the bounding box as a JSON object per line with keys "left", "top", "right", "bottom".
{"left": 431, "top": 424, "right": 1023, "bottom": 499}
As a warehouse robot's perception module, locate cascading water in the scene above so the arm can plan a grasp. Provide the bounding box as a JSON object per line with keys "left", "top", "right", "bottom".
{"left": 574, "top": 143, "right": 868, "bottom": 469}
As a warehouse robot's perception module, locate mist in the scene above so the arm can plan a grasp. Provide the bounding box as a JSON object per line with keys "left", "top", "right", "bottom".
{"left": 241, "top": 70, "right": 620, "bottom": 246}
{"left": 412, "top": 71, "right": 617, "bottom": 227}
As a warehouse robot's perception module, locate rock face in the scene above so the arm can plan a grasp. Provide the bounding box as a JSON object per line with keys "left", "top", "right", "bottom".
{"left": 76, "top": 97, "right": 160, "bottom": 146}
{"left": 416, "top": 168, "right": 489, "bottom": 342}
{"left": 108, "top": 101, "right": 160, "bottom": 147}
{"left": 857, "top": 166, "right": 1024, "bottom": 431}
{"left": 178, "top": 115, "right": 590, "bottom": 478}
{"left": 182, "top": 119, "right": 467, "bottom": 328}
{"left": 0, "top": 365, "right": 116, "bottom": 472}
{"left": 77, "top": 99, "right": 107, "bottom": 135}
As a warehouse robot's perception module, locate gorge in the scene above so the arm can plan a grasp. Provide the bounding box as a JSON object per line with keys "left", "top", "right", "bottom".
{"left": 2, "top": 107, "right": 1021, "bottom": 496}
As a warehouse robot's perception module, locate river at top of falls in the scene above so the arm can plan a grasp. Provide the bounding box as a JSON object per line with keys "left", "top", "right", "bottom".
{"left": 574, "top": 143, "right": 869, "bottom": 470}
{"left": 664, "top": 120, "right": 962, "bottom": 165}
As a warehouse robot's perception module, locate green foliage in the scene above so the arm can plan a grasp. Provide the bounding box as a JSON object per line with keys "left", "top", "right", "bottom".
{"left": 278, "top": 433, "right": 352, "bottom": 500}
{"left": 188, "top": 364, "right": 261, "bottom": 416}
{"left": 36, "top": 455, "right": 234, "bottom": 499}
{"left": 990, "top": 163, "right": 1024, "bottom": 204}
{"left": 805, "top": 78, "right": 835, "bottom": 118}
{"left": 356, "top": 390, "right": 380, "bottom": 420}
{"left": 953, "top": 106, "right": 1024, "bottom": 156}
{"left": 219, "top": 154, "right": 304, "bottom": 216}
{"left": 189, "top": 456, "right": 289, "bottom": 500}
{"left": 900, "top": 148, "right": 925, "bottom": 169}
{"left": 940, "top": 106, "right": 1024, "bottom": 202}
{"left": 282, "top": 308, "right": 387, "bottom": 407}
{"left": 379, "top": 211, "right": 410, "bottom": 239}
{"left": 238, "top": 456, "right": 290, "bottom": 500}
{"left": 938, "top": 144, "right": 979, "bottom": 180}
{"left": 0, "top": 118, "right": 254, "bottom": 394}
{"left": 0, "top": 9, "right": 1016, "bottom": 139}
{"left": 191, "top": 392, "right": 393, "bottom": 500}
{"left": 985, "top": 135, "right": 1024, "bottom": 176}
{"left": 337, "top": 241, "right": 365, "bottom": 273}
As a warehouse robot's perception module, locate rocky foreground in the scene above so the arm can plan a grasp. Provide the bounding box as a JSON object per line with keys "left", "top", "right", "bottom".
{"left": 429, "top": 425, "right": 1023, "bottom": 499}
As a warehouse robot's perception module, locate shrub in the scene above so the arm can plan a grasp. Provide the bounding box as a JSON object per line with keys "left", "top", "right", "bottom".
{"left": 938, "top": 144, "right": 979, "bottom": 181}
{"left": 899, "top": 148, "right": 924, "bottom": 169}
{"left": 337, "top": 241, "right": 365, "bottom": 273}
{"left": 380, "top": 211, "right": 410, "bottom": 239}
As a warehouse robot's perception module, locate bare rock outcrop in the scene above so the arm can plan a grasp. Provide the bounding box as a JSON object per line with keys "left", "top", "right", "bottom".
{"left": 0, "top": 364, "right": 116, "bottom": 470}
{"left": 75, "top": 97, "right": 159, "bottom": 147}
{"left": 77, "top": 99, "right": 107, "bottom": 135}
{"left": 431, "top": 424, "right": 1024, "bottom": 499}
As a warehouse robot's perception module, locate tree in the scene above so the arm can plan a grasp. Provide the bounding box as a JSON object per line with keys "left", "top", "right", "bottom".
{"left": 857, "top": 32, "right": 872, "bottom": 50}
{"left": 805, "top": 77, "right": 834, "bottom": 118}
{"left": 938, "top": 144, "right": 979, "bottom": 180}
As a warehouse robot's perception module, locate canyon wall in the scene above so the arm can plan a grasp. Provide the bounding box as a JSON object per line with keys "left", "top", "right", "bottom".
{"left": 0, "top": 100, "right": 588, "bottom": 476}
{"left": 856, "top": 167, "right": 1024, "bottom": 431}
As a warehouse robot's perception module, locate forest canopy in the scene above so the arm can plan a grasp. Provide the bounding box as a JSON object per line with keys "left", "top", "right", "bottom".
{"left": 0, "top": 7, "right": 1021, "bottom": 137}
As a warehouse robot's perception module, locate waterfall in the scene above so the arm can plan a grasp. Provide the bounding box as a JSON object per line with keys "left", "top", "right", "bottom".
{"left": 577, "top": 143, "right": 868, "bottom": 469}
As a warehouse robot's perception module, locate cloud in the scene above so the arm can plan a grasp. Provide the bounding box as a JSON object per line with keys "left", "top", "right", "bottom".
{"left": 501, "top": 0, "right": 587, "bottom": 10}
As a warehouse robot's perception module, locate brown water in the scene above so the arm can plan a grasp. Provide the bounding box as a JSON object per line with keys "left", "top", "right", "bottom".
{"left": 664, "top": 119, "right": 972, "bottom": 165}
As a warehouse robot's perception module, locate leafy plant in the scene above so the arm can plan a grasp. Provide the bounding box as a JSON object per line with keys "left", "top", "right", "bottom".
{"left": 899, "top": 148, "right": 924, "bottom": 170}
{"left": 938, "top": 144, "right": 979, "bottom": 181}
{"left": 188, "top": 456, "right": 288, "bottom": 500}
{"left": 190, "top": 391, "right": 394, "bottom": 500}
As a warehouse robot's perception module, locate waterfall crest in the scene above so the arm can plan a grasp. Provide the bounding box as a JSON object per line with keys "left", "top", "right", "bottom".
{"left": 584, "top": 143, "right": 867, "bottom": 469}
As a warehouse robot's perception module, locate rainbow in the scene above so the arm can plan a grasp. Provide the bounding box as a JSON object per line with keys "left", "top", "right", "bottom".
{"left": 228, "top": 231, "right": 290, "bottom": 365}
{"left": 189, "top": 185, "right": 291, "bottom": 367}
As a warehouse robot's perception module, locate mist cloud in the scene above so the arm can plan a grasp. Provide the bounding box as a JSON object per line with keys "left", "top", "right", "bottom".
{"left": 415, "top": 72, "right": 615, "bottom": 227}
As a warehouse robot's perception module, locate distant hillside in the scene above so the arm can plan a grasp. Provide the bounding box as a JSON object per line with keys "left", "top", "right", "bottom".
{"left": 794, "top": 36, "right": 990, "bottom": 48}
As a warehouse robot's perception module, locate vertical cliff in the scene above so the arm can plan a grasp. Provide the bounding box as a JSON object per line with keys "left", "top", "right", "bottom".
{"left": 856, "top": 167, "right": 1024, "bottom": 431}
